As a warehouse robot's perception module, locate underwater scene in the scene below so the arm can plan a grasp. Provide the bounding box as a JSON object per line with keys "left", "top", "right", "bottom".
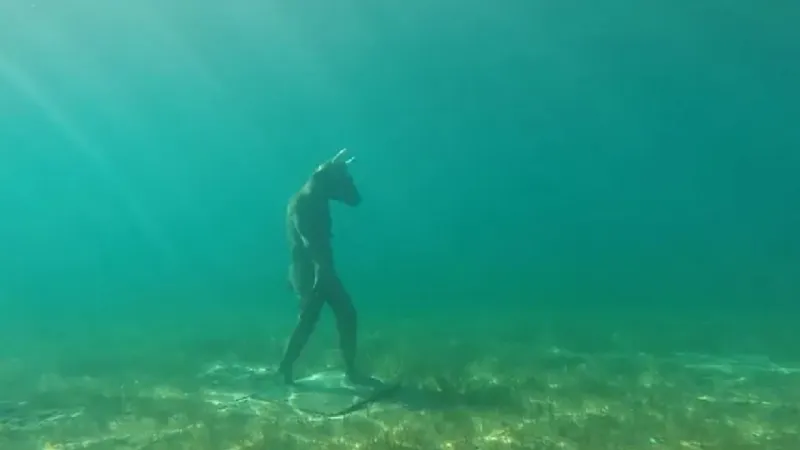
{"left": 1, "top": 1, "right": 798, "bottom": 449}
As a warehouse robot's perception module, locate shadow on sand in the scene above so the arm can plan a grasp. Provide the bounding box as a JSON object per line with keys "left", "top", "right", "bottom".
{"left": 372, "top": 376, "right": 527, "bottom": 416}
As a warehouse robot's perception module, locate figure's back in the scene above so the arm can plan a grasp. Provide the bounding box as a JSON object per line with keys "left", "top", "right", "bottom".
{"left": 286, "top": 193, "right": 304, "bottom": 256}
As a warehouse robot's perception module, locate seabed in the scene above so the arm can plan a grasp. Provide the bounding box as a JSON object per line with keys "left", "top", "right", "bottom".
{"left": 1, "top": 317, "right": 799, "bottom": 450}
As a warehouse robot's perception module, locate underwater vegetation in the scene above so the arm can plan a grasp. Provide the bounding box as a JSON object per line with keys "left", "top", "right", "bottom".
{"left": 1, "top": 317, "right": 799, "bottom": 450}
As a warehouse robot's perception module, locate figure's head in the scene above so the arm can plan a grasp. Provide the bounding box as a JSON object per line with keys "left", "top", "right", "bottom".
{"left": 311, "top": 148, "right": 361, "bottom": 206}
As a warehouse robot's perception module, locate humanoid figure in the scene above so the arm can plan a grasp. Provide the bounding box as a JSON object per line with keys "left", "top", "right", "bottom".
{"left": 278, "top": 149, "right": 370, "bottom": 385}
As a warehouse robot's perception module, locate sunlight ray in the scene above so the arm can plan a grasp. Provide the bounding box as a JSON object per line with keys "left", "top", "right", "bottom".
{"left": 0, "top": 54, "right": 176, "bottom": 261}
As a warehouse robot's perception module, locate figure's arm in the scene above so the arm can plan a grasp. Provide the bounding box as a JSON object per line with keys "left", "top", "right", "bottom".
{"left": 292, "top": 201, "right": 335, "bottom": 289}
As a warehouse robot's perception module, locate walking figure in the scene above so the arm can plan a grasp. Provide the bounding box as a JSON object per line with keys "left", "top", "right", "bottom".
{"left": 277, "top": 148, "right": 372, "bottom": 385}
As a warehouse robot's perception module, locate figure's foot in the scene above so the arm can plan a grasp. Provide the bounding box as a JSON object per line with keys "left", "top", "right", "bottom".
{"left": 277, "top": 364, "right": 294, "bottom": 385}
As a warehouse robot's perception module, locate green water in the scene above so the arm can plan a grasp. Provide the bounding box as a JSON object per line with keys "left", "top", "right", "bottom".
{"left": 1, "top": 1, "right": 798, "bottom": 448}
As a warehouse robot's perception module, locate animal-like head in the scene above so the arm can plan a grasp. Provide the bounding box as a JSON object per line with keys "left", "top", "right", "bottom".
{"left": 311, "top": 148, "right": 361, "bottom": 206}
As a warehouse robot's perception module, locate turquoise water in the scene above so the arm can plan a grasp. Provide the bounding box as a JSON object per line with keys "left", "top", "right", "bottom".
{"left": 1, "top": 1, "right": 799, "bottom": 448}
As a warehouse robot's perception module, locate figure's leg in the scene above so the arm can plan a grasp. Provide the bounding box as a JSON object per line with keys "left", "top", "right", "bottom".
{"left": 278, "top": 261, "right": 322, "bottom": 384}
{"left": 325, "top": 278, "right": 363, "bottom": 381}
{"left": 278, "top": 295, "right": 323, "bottom": 383}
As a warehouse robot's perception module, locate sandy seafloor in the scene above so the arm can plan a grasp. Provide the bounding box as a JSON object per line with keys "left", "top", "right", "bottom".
{"left": 1, "top": 311, "right": 799, "bottom": 450}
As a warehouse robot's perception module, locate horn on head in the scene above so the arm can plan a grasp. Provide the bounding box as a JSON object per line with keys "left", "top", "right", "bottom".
{"left": 332, "top": 148, "right": 355, "bottom": 165}
{"left": 331, "top": 148, "right": 348, "bottom": 163}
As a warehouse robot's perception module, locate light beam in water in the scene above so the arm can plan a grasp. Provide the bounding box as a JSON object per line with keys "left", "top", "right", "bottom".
{"left": 0, "top": 54, "right": 176, "bottom": 262}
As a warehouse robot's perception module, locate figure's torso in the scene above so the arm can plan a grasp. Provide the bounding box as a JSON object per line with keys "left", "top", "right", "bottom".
{"left": 286, "top": 187, "right": 333, "bottom": 264}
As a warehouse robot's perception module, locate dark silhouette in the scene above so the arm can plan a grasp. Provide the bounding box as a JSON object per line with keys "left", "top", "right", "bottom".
{"left": 277, "top": 149, "right": 370, "bottom": 385}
